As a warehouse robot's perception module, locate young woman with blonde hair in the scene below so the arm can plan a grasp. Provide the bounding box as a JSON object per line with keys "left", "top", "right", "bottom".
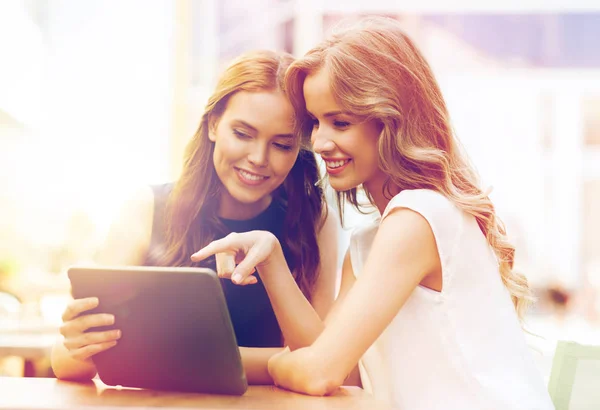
{"left": 51, "top": 50, "right": 339, "bottom": 384}
{"left": 193, "top": 17, "right": 554, "bottom": 409}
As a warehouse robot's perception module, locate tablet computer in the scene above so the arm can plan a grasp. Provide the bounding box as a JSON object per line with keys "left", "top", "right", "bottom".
{"left": 67, "top": 265, "right": 247, "bottom": 395}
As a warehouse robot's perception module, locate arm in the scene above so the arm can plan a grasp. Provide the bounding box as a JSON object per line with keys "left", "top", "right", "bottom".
{"left": 307, "top": 206, "right": 340, "bottom": 321}
{"left": 239, "top": 207, "right": 341, "bottom": 384}
{"left": 51, "top": 186, "right": 154, "bottom": 380}
{"left": 322, "top": 250, "right": 362, "bottom": 386}
{"left": 260, "top": 206, "right": 339, "bottom": 349}
{"left": 261, "top": 206, "right": 364, "bottom": 385}
{"left": 193, "top": 208, "right": 364, "bottom": 385}
{"left": 239, "top": 347, "right": 284, "bottom": 385}
{"left": 268, "top": 208, "right": 442, "bottom": 395}
{"left": 261, "top": 245, "right": 363, "bottom": 386}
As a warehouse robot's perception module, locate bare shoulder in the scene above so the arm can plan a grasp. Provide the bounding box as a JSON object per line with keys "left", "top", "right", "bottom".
{"left": 319, "top": 204, "right": 340, "bottom": 234}
{"left": 94, "top": 185, "right": 155, "bottom": 265}
{"left": 375, "top": 207, "right": 441, "bottom": 286}
{"left": 378, "top": 206, "right": 435, "bottom": 246}
{"left": 382, "top": 189, "right": 464, "bottom": 233}
{"left": 112, "top": 185, "right": 155, "bottom": 234}
{"left": 122, "top": 185, "right": 155, "bottom": 218}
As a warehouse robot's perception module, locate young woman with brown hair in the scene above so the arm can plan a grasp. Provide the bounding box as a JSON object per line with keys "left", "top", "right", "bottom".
{"left": 51, "top": 50, "right": 339, "bottom": 385}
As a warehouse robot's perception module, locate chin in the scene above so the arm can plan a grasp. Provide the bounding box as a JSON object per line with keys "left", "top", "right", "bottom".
{"left": 328, "top": 177, "right": 359, "bottom": 193}
{"left": 231, "top": 193, "right": 265, "bottom": 205}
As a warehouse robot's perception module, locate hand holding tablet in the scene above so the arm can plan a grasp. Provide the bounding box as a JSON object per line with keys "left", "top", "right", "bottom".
{"left": 67, "top": 265, "right": 248, "bottom": 395}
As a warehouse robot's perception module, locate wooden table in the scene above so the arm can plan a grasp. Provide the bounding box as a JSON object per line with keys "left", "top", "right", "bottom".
{"left": 0, "top": 377, "right": 393, "bottom": 409}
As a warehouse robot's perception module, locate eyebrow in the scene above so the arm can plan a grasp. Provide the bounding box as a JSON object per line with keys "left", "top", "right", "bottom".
{"left": 306, "top": 110, "right": 347, "bottom": 118}
{"left": 232, "top": 120, "right": 294, "bottom": 139}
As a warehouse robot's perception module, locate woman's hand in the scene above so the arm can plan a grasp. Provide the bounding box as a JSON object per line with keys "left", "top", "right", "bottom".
{"left": 268, "top": 346, "right": 343, "bottom": 396}
{"left": 59, "top": 297, "right": 121, "bottom": 363}
{"left": 191, "top": 231, "right": 284, "bottom": 285}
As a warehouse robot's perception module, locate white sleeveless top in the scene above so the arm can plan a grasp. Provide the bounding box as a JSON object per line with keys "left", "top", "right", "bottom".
{"left": 350, "top": 189, "right": 553, "bottom": 410}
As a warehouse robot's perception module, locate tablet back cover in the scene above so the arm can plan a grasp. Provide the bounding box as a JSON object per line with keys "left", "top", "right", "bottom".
{"left": 68, "top": 266, "right": 248, "bottom": 395}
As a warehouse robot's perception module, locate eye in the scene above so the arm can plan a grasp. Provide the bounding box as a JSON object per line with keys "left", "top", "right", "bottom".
{"left": 232, "top": 129, "right": 251, "bottom": 139}
{"left": 333, "top": 120, "right": 350, "bottom": 128}
{"left": 273, "top": 143, "right": 293, "bottom": 151}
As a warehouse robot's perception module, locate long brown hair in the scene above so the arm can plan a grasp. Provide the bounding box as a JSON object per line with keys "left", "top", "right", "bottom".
{"left": 285, "top": 17, "right": 533, "bottom": 317}
{"left": 162, "top": 50, "right": 325, "bottom": 299}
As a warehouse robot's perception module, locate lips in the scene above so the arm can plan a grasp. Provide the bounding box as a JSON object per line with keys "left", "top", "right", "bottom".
{"left": 325, "top": 159, "right": 350, "bottom": 168}
{"left": 322, "top": 158, "right": 351, "bottom": 175}
{"left": 238, "top": 168, "right": 267, "bottom": 180}
{"left": 235, "top": 167, "right": 269, "bottom": 186}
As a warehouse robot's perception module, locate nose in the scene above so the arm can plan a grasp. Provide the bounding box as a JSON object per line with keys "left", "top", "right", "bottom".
{"left": 311, "top": 127, "right": 336, "bottom": 155}
{"left": 247, "top": 142, "right": 268, "bottom": 168}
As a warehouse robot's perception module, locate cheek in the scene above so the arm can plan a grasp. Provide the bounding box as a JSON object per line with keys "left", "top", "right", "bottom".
{"left": 212, "top": 143, "right": 225, "bottom": 168}
{"left": 214, "top": 137, "right": 244, "bottom": 163}
{"left": 366, "top": 142, "right": 380, "bottom": 169}
{"left": 270, "top": 151, "right": 297, "bottom": 176}
{"left": 351, "top": 133, "right": 379, "bottom": 170}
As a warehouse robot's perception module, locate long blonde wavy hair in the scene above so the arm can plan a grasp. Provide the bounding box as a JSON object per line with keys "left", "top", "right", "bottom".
{"left": 285, "top": 17, "right": 534, "bottom": 317}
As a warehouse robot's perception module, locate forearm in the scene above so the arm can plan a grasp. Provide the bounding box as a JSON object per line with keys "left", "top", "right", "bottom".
{"left": 259, "top": 250, "right": 324, "bottom": 350}
{"left": 50, "top": 338, "right": 97, "bottom": 381}
{"left": 240, "top": 347, "right": 284, "bottom": 385}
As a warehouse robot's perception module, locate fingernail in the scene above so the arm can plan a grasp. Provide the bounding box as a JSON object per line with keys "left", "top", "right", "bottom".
{"left": 90, "top": 297, "right": 99, "bottom": 305}
{"left": 232, "top": 273, "right": 242, "bottom": 284}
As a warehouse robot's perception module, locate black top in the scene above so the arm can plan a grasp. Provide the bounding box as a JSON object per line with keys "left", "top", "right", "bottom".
{"left": 144, "top": 183, "right": 289, "bottom": 348}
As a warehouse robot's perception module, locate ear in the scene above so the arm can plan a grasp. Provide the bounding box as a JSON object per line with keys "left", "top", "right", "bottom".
{"left": 208, "top": 128, "right": 217, "bottom": 142}
{"left": 207, "top": 115, "right": 219, "bottom": 142}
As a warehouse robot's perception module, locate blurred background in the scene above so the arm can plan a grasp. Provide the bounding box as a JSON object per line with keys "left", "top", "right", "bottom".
{"left": 0, "top": 0, "right": 599, "bottom": 379}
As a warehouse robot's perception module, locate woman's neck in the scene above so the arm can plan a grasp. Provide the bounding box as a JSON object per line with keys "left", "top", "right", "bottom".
{"left": 217, "top": 192, "right": 273, "bottom": 220}
{"left": 364, "top": 174, "right": 400, "bottom": 215}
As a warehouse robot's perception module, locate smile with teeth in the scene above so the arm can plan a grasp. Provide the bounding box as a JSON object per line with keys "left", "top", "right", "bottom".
{"left": 325, "top": 159, "right": 350, "bottom": 169}
{"left": 238, "top": 169, "right": 268, "bottom": 181}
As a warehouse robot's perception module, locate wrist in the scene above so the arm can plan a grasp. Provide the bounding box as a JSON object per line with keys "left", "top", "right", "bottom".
{"left": 257, "top": 239, "right": 286, "bottom": 281}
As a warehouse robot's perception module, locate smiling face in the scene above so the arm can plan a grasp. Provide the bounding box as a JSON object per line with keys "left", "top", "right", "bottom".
{"left": 209, "top": 90, "right": 300, "bottom": 219}
{"left": 303, "top": 68, "right": 385, "bottom": 194}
